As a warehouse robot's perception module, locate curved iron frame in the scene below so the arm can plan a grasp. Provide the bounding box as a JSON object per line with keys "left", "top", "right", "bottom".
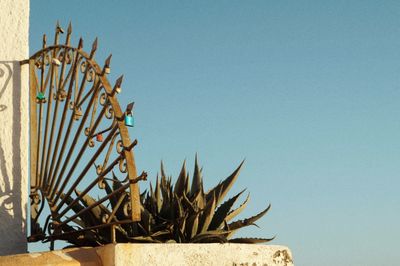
{"left": 24, "top": 23, "right": 144, "bottom": 245}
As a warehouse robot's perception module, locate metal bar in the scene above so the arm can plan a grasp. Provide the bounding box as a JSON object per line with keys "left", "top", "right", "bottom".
{"left": 56, "top": 181, "right": 130, "bottom": 227}
{"left": 40, "top": 29, "right": 60, "bottom": 188}
{"left": 47, "top": 56, "right": 97, "bottom": 196}
{"left": 51, "top": 89, "right": 106, "bottom": 204}
{"left": 57, "top": 170, "right": 146, "bottom": 228}
{"left": 46, "top": 73, "right": 87, "bottom": 197}
{"left": 41, "top": 62, "right": 52, "bottom": 96}
{"left": 53, "top": 123, "right": 118, "bottom": 214}
{"left": 46, "top": 52, "right": 81, "bottom": 193}
{"left": 94, "top": 125, "right": 114, "bottom": 137}
{"left": 54, "top": 144, "right": 140, "bottom": 220}
{"left": 58, "top": 62, "right": 74, "bottom": 92}
{"left": 36, "top": 82, "right": 44, "bottom": 188}
{"left": 74, "top": 39, "right": 97, "bottom": 104}
{"left": 42, "top": 46, "right": 72, "bottom": 191}
{"left": 49, "top": 78, "right": 102, "bottom": 202}
{"left": 76, "top": 85, "right": 95, "bottom": 107}
{"left": 87, "top": 86, "right": 100, "bottom": 134}
{"left": 38, "top": 60, "right": 55, "bottom": 189}
{"left": 36, "top": 37, "right": 47, "bottom": 188}
{"left": 48, "top": 219, "right": 133, "bottom": 241}
{"left": 106, "top": 193, "right": 126, "bottom": 224}
{"left": 29, "top": 59, "right": 38, "bottom": 190}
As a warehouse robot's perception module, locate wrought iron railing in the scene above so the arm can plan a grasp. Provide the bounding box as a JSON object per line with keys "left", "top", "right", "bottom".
{"left": 23, "top": 22, "right": 145, "bottom": 246}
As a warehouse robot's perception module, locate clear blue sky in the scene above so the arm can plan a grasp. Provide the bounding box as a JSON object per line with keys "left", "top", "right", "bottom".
{"left": 30, "top": 1, "right": 400, "bottom": 265}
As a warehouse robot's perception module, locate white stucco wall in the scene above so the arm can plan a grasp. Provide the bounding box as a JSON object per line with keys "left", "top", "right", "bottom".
{"left": 0, "top": 0, "right": 29, "bottom": 255}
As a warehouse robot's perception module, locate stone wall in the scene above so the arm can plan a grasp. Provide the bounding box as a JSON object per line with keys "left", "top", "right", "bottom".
{"left": 0, "top": 0, "right": 30, "bottom": 255}
{"left": 0, "top": 244, "right": 294, "bottom": 266}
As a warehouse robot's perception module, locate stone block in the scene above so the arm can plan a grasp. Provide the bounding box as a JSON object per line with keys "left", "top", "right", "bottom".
{"left": 0, "top": 244, "right": 294, "bottom": 266}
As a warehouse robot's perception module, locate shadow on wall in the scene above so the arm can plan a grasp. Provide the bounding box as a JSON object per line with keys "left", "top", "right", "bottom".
{"left": 0, "top": 61, "right": 26, "bottom": 255}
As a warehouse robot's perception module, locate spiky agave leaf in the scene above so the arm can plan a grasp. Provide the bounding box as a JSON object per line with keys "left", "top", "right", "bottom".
{"left": 198, "top": 191, "right": 216, "bottom": 233}
{"left": 190, "top": 230, "right": 230, "bottom": 243}
{"left": 208, "top": 189, "right": 245, "bottom": 230}
{"left": 185, "top": 213, "right": 199, "bottom": 240}
{"left": 181, "top": 192, "right": 197, "bottom": 214}
{"left": 206, "top": 160, "right": 244, "bottom": 206}
{"left": 225, "top": 193, "right": 250, "bottom": 222}
{"left": 128, "top": 236, "right": 162, "bottom": 243}
{"left": 109, "top": 172, "right": 129, "bottom": 221}
{"left": 174, "top": 161, "right": 187, "bottom": 197}
{"left": 155, "top": 175, "right": 162, "bottom": 213}
{"left": 227, "top": 204, "right": 271, "bottom": 238}
{"left": 228, "top": 237, "right": 275, "bottom": 244}
{"left": 190, "top": 154, "right": 202, "bottom": 197}
{"left": 139, "top": 205, "right": 153, "bottom": 235}
{"left": 75, "top": 190, "right": 109, "bottom": 223}
{"left": 60, "top": 193, "right": 94, "bottom": 228}
{"left": 160, "top": 161, "right": 167, "bottom": 179}
{"left": 191, "top": 184, "right": 206, "bottom": 211}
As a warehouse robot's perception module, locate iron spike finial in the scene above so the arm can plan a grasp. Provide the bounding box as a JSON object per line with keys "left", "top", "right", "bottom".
{"left": 65, "top": 22, "right": 72, "bottom": 45}
{"left": 92, "top": 38, "right": 98, "bottom": 51}
{"left": 67, "top": 22, "right": 72, "bottom": 34}
{"left": 56, "top": 21, "right": 64, "bottom": 34}
{"left": 112, "top": 75, "right": 124, "bottom": 95}
{"left": 42, "top": 34, "right": 47, "bottom": 48}
{"left": 54, "top": 21, "right": 63, "bottom": 45}
{"left": 90, "top": 38, "right": 98, "bottom": 58}
{"left": 105, "top": 54, "right": 112, "bottom": 65}
{"left": 126, "top": 102, "right": 135, "bottom": 113}
{"left": 78, "top": 37, "right": 84, "bottom": 49}
{"left": 116, "top": 75, "right": 124, "bottom": 87}
{"left": 104, "top": 54, "right": 112, "bottom": 74}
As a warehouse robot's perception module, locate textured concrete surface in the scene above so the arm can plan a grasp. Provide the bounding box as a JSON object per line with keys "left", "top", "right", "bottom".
{"left": 0, "top": 0, "right": 30, "bottom": 255}
{"left": 0, "top": 244, "right": 294, "bottom": 266}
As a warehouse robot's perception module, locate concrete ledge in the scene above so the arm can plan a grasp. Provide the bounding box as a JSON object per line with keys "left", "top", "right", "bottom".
{"left": 0, "top": 244, "right": 294, "bottom": 266}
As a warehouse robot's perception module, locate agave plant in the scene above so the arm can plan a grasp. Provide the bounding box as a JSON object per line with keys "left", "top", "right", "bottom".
{"left": 58, "top": 157, "right": 273, "bottom": 246}
{"left": 129, "top": 156, "right": 273, "bottom": 244}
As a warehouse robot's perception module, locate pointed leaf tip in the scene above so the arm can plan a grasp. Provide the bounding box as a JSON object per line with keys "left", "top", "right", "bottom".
{"left": 228, "top": 204, "right": 271, "bottom": 231}
{"left": 206, "top": 160, "right": 245, "bottom": 205}
{"left": 174, "top": 160, "right": 187, "bottom": 196}
{"left": 191, "top": 154, "right": 203, "bottom": 196}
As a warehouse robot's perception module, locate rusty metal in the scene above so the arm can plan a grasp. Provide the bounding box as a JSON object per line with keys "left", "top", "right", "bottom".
{"left": 27, "top": 22, "right": 144, "bottom": 244}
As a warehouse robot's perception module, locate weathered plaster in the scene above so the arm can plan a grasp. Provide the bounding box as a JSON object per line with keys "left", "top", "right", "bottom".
{"left": 0, "top": 0, "right": 29, "bottom": 255}
{"left": 0, "top": 244, "right": 294, "bottom": 266}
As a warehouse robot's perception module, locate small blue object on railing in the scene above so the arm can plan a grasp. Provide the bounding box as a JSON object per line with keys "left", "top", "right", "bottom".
{"left": 36, "top": 91, "right": 45, "bottom": 101}
{"left": 125, "top": 113, "right": 134, "bottom": 127}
